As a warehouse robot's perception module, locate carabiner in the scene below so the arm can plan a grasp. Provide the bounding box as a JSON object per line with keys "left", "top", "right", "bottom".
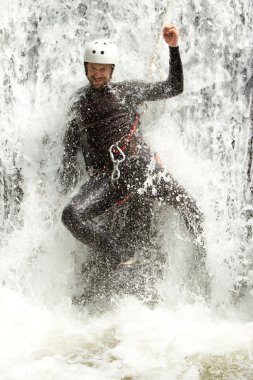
{"left": 109, "top": 143, "right": 126, "bottom": 182}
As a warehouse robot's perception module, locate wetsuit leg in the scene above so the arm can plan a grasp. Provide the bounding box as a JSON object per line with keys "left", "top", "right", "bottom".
{"left": 62, "top": 174, "right": 126, "bottom": 265}
{"left": 120, "top": 195, "right": 154, "bottom": 253}
{"left": 148, "top": 170, "right": 204, "bottom": 239}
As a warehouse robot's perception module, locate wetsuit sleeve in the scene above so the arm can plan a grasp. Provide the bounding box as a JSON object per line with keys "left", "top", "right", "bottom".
{"left": 59, "top": 117, "right": 80, "bottom": 194}
{"left": 132, "top": 46, "right": 183, "bottom": 102}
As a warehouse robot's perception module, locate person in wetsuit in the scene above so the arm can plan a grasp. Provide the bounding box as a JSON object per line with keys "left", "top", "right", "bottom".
{"left": 60, "top": 25, "right": 204, "bottom": 268}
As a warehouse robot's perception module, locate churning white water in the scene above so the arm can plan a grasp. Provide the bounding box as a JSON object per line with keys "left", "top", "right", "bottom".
{"left": 1, "top": 0, "right": 253, "bottom": 379}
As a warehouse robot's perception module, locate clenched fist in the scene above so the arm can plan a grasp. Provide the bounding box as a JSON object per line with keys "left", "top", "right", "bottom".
{"left": 163, "top": 25, "right": 179, "bottom": 47}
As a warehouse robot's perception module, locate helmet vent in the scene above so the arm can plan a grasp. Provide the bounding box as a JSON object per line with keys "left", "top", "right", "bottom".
{"left": 101, "top": 51, "right": 104, "bottom": 54}
{"left": 92, "top": 50, "right": 96, "bottom": 54}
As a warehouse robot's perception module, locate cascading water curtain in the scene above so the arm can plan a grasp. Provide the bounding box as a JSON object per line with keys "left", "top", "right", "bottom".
{"left": 1, "top": 1, "right": 253, "bottom": 380}
{"left": 167, "top": 1, "right": 253, "bottom": 308}
{"left": 0, "top": 0, "right": 253, "bottom": 309}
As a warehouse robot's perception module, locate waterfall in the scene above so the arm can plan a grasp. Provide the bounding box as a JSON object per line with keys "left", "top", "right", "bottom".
{"left": 1, "top": 1, "right": 253, "bottom": 378}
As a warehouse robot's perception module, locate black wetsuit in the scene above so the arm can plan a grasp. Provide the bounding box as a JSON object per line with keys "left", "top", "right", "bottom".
{"left": 61, "top": 46, "right": 203, "bottom": 266}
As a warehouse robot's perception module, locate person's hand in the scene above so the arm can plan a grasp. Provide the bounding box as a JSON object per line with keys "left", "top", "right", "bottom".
{"left": 163, "top": 25, "right": 179, "bottom": 47}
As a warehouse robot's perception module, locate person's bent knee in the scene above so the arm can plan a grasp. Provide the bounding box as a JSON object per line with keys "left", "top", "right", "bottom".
{"left": 62, "top": 203, "right": 76, "bottom": 229}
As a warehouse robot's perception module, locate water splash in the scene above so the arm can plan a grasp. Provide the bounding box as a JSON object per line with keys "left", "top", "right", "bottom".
{"left": 1, "top": 0, "right": 253, "bottom": 378}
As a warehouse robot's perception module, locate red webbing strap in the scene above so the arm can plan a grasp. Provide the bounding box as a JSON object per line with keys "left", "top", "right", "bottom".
{"left": 112, "top": 114, "right": 139, "bottom": 154}
{"left": 121, "top": 114, "right": 139, "bottom": 151}
{"left": 116, "top": 193, "right": 131, "bottom": 206}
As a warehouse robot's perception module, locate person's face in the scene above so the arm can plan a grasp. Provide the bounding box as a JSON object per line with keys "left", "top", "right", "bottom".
{"left": 86, "top": 63, "right": 113, "bottom": 89}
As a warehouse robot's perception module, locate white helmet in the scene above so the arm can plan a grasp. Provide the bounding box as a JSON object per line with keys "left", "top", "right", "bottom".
{"left": 84, "top": 39, "right": 118, "bottom": 65}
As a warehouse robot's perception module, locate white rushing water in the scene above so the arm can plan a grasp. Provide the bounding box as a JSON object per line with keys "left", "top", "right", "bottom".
{"left": 1, "top": 0, "right": 253, "bottom": 379}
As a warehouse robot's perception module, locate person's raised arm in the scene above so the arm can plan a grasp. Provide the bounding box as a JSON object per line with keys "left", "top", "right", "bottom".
{"left": 132, "top": 25, "right": 183, "bottom": 102}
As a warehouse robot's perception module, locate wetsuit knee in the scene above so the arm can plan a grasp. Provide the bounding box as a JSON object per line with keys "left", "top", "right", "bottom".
{"left": 62, "top": 203, "right": 76, "bottom": 229}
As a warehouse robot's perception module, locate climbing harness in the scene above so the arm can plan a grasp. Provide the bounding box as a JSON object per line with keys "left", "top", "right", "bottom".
{"left": 109, "top": 114, "right": 139, "bottom": 182}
